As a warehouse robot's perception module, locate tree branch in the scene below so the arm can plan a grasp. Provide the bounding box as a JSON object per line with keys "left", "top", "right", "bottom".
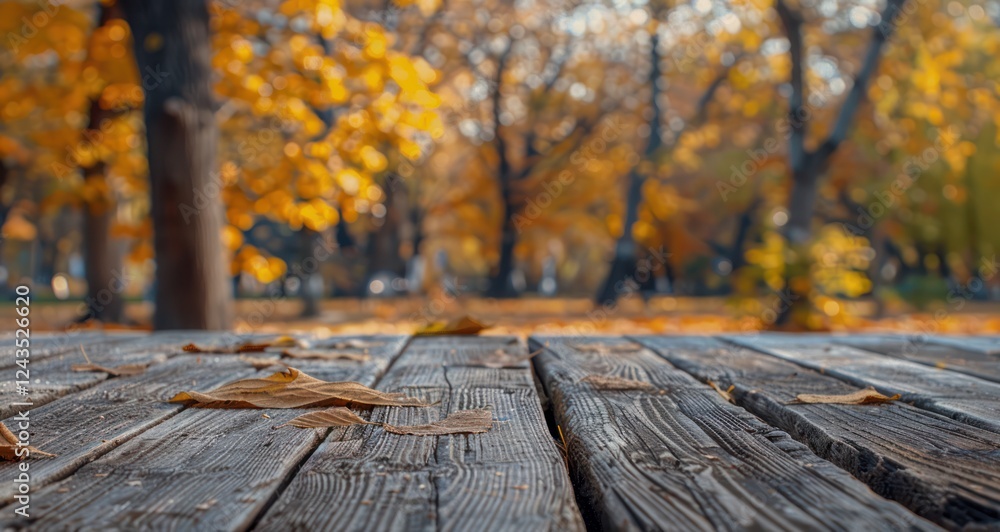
{"left": 815, "top": 0, "right": 906, "bottom": 165}
{"left": 775, "top": 0, "right": 807, "bottom": 175}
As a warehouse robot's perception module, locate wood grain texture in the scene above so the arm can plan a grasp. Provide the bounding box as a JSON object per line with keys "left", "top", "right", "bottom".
{"left": 0, "top": 332, "right": 201, "bottom": 419}
{"left": 0, "top": 335, "right": 408, "bottom": 531}
{"left": 637, "top": 335, "right": 1000, "bottom": 529}
{"left": 254, "top": 336, "right": 583, "bottom": 532}
{"left": 725, "top": 334, "right": 1000, "bottom": 434}
{"left": 834, "top": 335, "right": 1000, "bottom": 383}
{"left": 531, "top": 336, "right": 937, "bottom": 531}
{"left": 0, "top": 332, "right": 143, "bottom": 369}
{"left": 0, "top": 355, "right": 258, "bottom": 505}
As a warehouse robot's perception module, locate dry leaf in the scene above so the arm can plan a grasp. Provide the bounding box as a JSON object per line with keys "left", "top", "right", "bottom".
{"left": 579, "top": 375, "right": 652, "bottom": 390}
{"left": 281, "top": 407, "right": 493, "bottom": 436}
{"left": 460, "top": 349, "right": 541, "bottom": 368}
{"left": 707, "top": 380, "right": 735, "bottom": 403}
{"left": 415, "top": 316, "right": 489, "bottom": 336}
{"left": 168, "top": 368, "right": 432, "bottom": 409}
{"left": 0, "top": 422, "right": 54, "bottom": 460}
{"left": 268, "top": 335, "right": 305, "bottom": 348}
{"left": 569, "top": 343, "right": 641, "bottom": 353}
{"left": 326, "top": 339, "right": 384, "bottom": 350}
{"left": 182, "top": 342, "right": 270, "bottom": 354}
{"left": 788, "top": 387, "right": 901, "bottom": 405}
{"left": 71, "top": 363, "right": 148, "bottom": 377}
{"left": 280, "top": 407, "right": 374, "bottom": 429}
{"left": 281, "top": 348, "right": 370, "bottom": 362}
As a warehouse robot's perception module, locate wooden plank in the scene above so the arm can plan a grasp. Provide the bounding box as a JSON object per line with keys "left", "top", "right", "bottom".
{"left": 0, "top": 335, "right": 408, "bottom": 531}
{"left": 530, "top": 336, "right": 937, "bottom": 531}
{"left": 0, "top": 354, "right": 259, "bottom": 505}
{"left": 922, "top": 336, "right": 1000, "bottom": 356}
{"left": 254, "top": 336, "right": 583, "bottom": 532}
{"left": 725, "top": 334, "right": 1000, "bottom": 434}
{"left": 0, "top": 332, "right": 202, "bottom": 419}
{"left": 637, "top": 335, "right": 1000, "bottom": 529}
{"left": 834, "top": 335, "right": 1000, "bottom": 383}
{"left": 0, "top": 331, "right": 143, "bottom": 368}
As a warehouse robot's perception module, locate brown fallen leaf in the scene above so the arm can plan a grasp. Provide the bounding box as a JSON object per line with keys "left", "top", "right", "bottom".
{"left": 182, "top": 342, "right": 270, "bottom": 354}
{"left": 0, "top": 422, "right": 54, "bottom": 461}
{"left": 71, "top": 363, "right": 148, "bottom": 377}
{"left": 707, "top": 380, "right": 736, "bottom": 403}
{"left": 325, "top": 339, "right": 385, "bottom": 350}
{"left": 788, "top": 387, "right": 901, "bottom": 405}
{"left": 280, "top": 407, "right": 373, "bottom": 428}
{"left": 168, "top": 367, "right": 433, "bottom": 409}
{"left": 460, "top": 349, "right": 542, "bottom": 368}
{"left": 281, "top": 407, "right": 493, "bottom": 436}
{"left": 414, "top": 316, "right": 489, "bottom": 336}
{"left": 579, "top": 375, "right": 652, "bottom": 390}
{"left": 281, "top": 348, "right": 370, "bottom": 362}
{"left": 569, "top": 343, "right": 641, "bottom": 353}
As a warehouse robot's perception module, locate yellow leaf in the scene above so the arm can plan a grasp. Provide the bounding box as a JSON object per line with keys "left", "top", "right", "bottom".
{"left": 414, "top": 316, "right": 489, "bottom": 336}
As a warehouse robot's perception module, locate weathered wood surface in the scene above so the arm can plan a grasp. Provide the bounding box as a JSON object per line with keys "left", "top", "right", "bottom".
{"left": 0, "top": 355, "right": 259, "bottom": 506}
{"left": 0, "top": 336, "right": 408, "bottom": 531}
{"left": 923, "top": 336, "right": 1000, "bottom": 356}
{"left": 725, "top": 334, "right": 1000, "bottom": 434}
{"left": 255, "top": 336, "right": 583, "bottom": 532}
{"left": 0, "top": 332, "right": 201, "bottom": 419}
{"left": 834, "top": 335, "right": 1000, "bottom": 384}
{"left": 637, "top": 335, "right": 1000, "bottom": 529}
{"left": 2, "top": 332, "right": 1000, "bottom": 530}
{"left": 530, "top": 337, "right": 935, "bottom": 531}
{"left": 0, "top": 331, "right": 142, "bottom": 369}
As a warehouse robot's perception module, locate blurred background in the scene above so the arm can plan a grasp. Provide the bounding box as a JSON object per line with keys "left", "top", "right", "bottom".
{"left": 0, "top": 0, "right": 998, "bottom": 334}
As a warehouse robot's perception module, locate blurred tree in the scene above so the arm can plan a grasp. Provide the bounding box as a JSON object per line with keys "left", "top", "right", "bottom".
{"left": 122, "top": 0, "right": 233, "bottom": 329}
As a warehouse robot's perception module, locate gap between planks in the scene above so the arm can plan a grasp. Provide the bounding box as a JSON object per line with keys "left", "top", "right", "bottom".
{"left": 634, "top": 335, "right": 1000, "bottom": 529}
{"left": 529, "top": 336, "right": 936, "bottom": 531}
{"left": 0, "top": 335, "right": 409, "bottom": 530}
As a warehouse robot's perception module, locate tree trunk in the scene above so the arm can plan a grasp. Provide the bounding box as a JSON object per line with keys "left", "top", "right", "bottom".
{"left": 298, "top": 228, "right": 321, "bottom": 317}
{"left": 487, "top": 195, "right": 519, "bottom": 298}
{"left": 81, "top": 6, "right": 127, "bottom": 323}
{"left": 123, "top": 0, "right": 232, "bottom": 330}
{"left": 595, "top": 33, "right": 662, "bottom": 306}
{"left": 596, "top": 168, "right": 643, "bottom": 305}
{"left": 485, "top": 48, "right": 521, "bottom": 299}
{"left": 366, "top": 178, "right": 407, "bottom": 284}
{"left": 81, "top": 181, "right": 125, "bottom": 322}
{"left": 772, "top": 0, "right": 904, "bottom": 328}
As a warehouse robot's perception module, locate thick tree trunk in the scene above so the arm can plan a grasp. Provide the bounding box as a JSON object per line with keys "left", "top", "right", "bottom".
{"left": 123, "top": 0, "right": 232, "bottom": 330}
